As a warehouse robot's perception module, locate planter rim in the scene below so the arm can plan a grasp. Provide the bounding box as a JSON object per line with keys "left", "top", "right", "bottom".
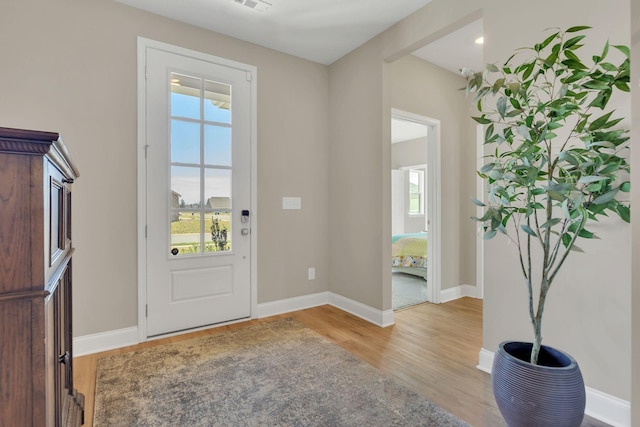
{"left": 498, "top": 340, "right": 579, "bottom": 371}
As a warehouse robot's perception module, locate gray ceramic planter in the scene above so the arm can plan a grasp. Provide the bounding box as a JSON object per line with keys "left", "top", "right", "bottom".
{"left": 492, "top": 341, "right": 586, "bottom": 427}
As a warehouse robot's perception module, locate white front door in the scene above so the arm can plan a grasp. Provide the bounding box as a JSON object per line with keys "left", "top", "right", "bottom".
{"left": 144, "top": 45, "right": 253, "bottom": 337}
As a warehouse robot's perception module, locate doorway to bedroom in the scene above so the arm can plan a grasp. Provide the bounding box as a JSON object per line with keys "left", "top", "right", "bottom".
{"left": 391, "top": 111, "right": 439, "bottom": 310}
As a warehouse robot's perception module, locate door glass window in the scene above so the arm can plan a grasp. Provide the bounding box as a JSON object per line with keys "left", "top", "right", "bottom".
{"left": 169, "top": 72, "right": 232, "bottom": 256}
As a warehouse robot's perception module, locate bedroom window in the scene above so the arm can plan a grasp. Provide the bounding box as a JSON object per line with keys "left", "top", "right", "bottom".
{"left": 408, "top": 169, "right": 424, "bottom": 215}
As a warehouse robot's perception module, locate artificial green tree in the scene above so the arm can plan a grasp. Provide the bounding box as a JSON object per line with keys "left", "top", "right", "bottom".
{"left": 463, "top": 26, "right": 630, "bottom": 364}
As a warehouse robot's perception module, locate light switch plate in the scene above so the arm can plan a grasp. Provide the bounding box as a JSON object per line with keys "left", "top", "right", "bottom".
{"left": 282, "top": 197, "right": 302, "bottom": 210}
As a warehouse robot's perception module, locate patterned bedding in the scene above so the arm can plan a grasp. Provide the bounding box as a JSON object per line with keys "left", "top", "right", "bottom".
{"left": 392, "top": 233, "right": 427, "bottom": 269}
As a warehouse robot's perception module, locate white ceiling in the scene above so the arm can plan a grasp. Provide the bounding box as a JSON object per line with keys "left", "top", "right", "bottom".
{"left": 115, "top": 0, "right": 433, "bottom": 65}
{"left": 391, "top": 118, "right": 428, "bottom": 144}
{"left": 412, "top": 18, "right": 484, "bottom": 74}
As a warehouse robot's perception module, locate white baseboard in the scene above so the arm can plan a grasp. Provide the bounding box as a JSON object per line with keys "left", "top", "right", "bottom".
{"left": 585, "top": 387, "right": 631, "bottom": 427}
{"left": 74, "top": 292, "right": 393, "bottom": 355}
{"left": 74, "top": 326, "right": 139, "bottom": 357}
{"left": 328, "top": 292, "right": 395, "bottom": 327}
{"left": 477, "top": 347, "right": 494, "bottom": 373}
{"left": 255, "top": 292, "right": 329, "bottom": 318}
{"left": 440, "top": 284, "right": 478, "bottom": 303}
{"left": 477, "top": 348, "right": 631, "bottom": 427}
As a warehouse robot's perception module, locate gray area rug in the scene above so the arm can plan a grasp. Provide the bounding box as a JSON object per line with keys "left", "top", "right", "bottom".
{"left": 393, "top": 272, "right": 428, "bottom": 310}
{"left": 94, "top": 318, "right": 469, "bottom": 426}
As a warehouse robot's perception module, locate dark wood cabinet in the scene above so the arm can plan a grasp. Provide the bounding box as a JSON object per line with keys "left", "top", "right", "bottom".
{"left": 0, "top": 127, "right": 83, "bottom": 426}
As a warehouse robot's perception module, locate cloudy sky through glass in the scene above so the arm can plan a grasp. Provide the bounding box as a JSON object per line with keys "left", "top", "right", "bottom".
{"left": 170, "top": 87, "right": 232, "bottom": 206}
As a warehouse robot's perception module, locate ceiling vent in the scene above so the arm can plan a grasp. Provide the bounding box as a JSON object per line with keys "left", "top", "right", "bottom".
{"left": 233, "top": 0, "right": 271, "bottom": 13}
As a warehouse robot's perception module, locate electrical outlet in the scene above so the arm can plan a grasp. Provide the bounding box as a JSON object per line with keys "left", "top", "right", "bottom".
{"left": 308, "top": 267, "right": 315, "bottom": 280}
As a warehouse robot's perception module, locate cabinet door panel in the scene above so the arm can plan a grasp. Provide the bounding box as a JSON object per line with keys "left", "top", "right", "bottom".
{"left": 0, "top": 300, "right": 33, "bottom": 425}
{"left": 49, "top": 168, "right": 65, "bottom": 268}
{"left": 45, "top": 291, "right": 57, "bottom": 424}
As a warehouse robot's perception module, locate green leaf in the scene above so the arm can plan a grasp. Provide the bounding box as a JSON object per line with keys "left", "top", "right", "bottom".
{"left": 522, "top": 62, "right": 536, "bottom": 79}
{"left": 614, "top": 81, "right": 630, "bottom": 92}
{"left": 588, "top": 89, "right": 612, "bottom": 109}
{"left": 601, "top": 40, "right": 609, "bottom": 62}
{"left": 483, "top": 229, "right": 497, "bottom": 240}
{"left": 547, "top": 121, "right": 563, "bottom": 131}
{"left": 480, "top": 162, "right": 495, "bottom": 173}
{"left": 544, "top": 50, "right": 560, "bottom": 68}
{"left": 579, "top": 176, "right": 607, "bottom": 184}
{"left": 473, "top": 210, "right": 493, "bottom": 222}
{"left": 602, "top": 117, "right": 624, "bottom": 129}
{"left": 613, "top": 45, "right": 630, "bottom": 58}
{"left": 563, "top": 70, "right": 589, "bottom": 84}
{"left": 492, "top": 78, "right": 505, "bottom": 94}
{"left": 562, "top": 199, "right": 571, "bottom": 219}
{"left": 472, "top": 116, "right": 492, "bottom": 125}
{"left": 517, "top": 125, "right": 531, "bottom": 141}
{"left": 592, "top": 189, "right": 618, "bottom": 205}
{"left": 620, "top": 181, "right": 630, "bottom": 192}
{"left": 600, "top": 62, "right": 618, "bottom": 72}
{"left": 540, "top": 218, "right": 562, "bottom": 228}
{"left": 577, "top": 228, "right": 596, "bottom": 238}
{"left": 521, "top": 224, "right": 537, "bottom": 236}
{"left": 564, "top": 50, "right": 580, "bottom": 61}
{"left": 617, "top": 204, "right": 630, "bottom": 222}
{"left": 589, "top": 111, "right": 613, "bottom": 130}
{"left": 507, "top": 82, "right": 521, "bottom": 94}
{"left": 497, "top": 97, "right": 507, "bottom": 119}
{"left": 537, "top": 31, "right": 560, "bottom": 51}
{"left": 486, "top": 63, "right": 499, "bottom": 72}
{"left": 563, "top": 35, "right": 586, "bottom": 50}
{"left": 484, "top": 123, "right": 495, "bottom": 144}
{"left": 566, "top": 26, "right": 591, "bottom": 33}
{"left": 587, "top": 182, "right": 604, "bottom": 192}
{"left": 582, "top": 80, "right": 610, "bottom": 90}
{"left": 547, "top": 182, "right": 574, "bottom": 192}
{"left": 561, "top": 59, "right": 588, "bottom": 70}
{"left": 471, "top": 197, "right": 486, "bottom": 207}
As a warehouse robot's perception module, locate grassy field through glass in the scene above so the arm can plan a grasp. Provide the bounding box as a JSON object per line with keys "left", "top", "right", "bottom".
{"left": 170, "top": 211, "right": 231, "bottom": 254}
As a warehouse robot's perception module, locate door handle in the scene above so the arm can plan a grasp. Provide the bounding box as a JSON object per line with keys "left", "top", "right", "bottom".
{"left": 241, "top": 228, "right": 250, "bottom": 236}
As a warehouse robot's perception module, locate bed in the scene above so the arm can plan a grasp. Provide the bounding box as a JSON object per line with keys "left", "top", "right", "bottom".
{"left": 392, "top": 232, "right": 428, "bottom": 280}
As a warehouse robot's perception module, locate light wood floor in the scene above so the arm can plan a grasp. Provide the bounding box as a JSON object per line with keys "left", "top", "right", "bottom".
{"left": 74, "top": 297, "right": 608, "bottom": 426}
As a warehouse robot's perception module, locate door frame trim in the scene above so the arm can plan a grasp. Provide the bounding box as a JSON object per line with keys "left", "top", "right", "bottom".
{"left": 391, "top": 109, "right": 442, "bottom": 303}
{"left": 136, "top": 37, "right": 258, "bottom": 341}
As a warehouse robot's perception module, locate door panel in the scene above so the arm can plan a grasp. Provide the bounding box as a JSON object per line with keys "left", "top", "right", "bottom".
{"left": 145, "top": 47, "right": 252, "bottom": 337}
{"left": 170, "top": 266, "right": 232, "bottom": 301}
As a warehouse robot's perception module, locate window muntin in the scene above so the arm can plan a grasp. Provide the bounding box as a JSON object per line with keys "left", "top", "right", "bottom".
{"left": 408, "top": 169, "right": 424, "bottom": 215}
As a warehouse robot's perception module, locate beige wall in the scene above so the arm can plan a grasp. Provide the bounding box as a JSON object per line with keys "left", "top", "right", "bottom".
{"left": 390, "top": 55, "right": 477, "bottom": 289}
{"left": 328, "top": 0, "right": 632, "bottom": 401}
{"left": 391, "top": 137, "right": 427, "bottom": 170}
{"left": 0, "top": 0, "right": 330, "bottom": 336}
{"left": 329, "top": 41, "right": 388, "bottom": 308}
{"left": 631, "top": 0, "right": 639, "bottom": 423}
